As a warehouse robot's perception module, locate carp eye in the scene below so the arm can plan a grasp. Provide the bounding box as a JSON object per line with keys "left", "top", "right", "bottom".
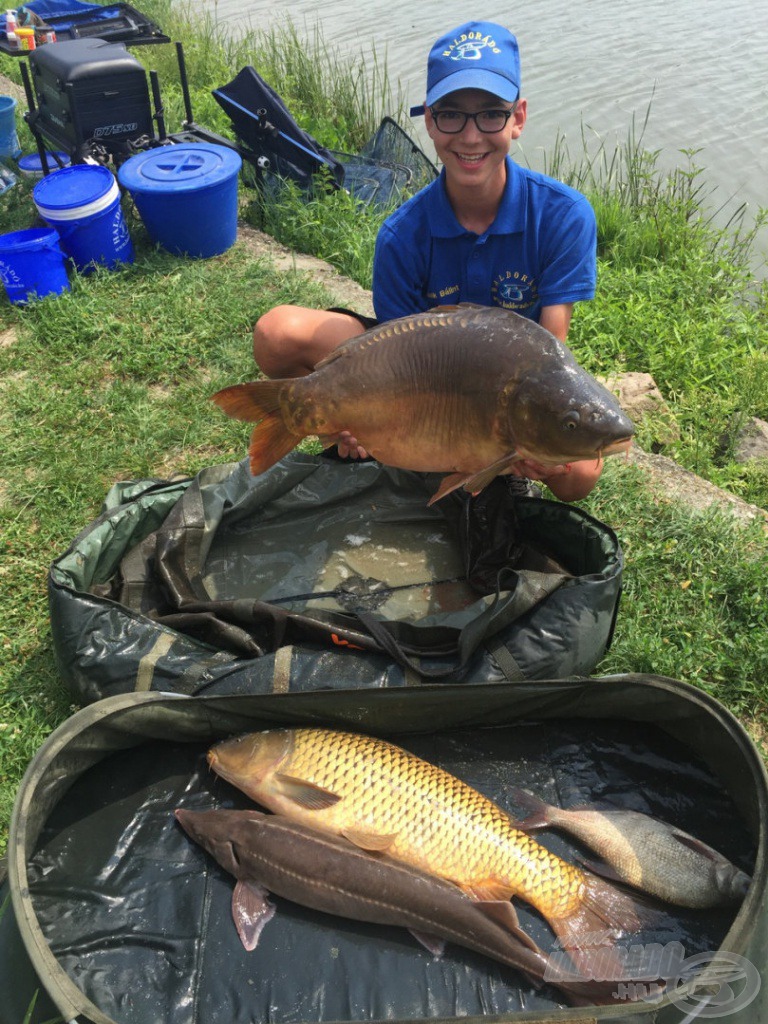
{"left": 562, "top": 411, "right": 580, "bottom": 430}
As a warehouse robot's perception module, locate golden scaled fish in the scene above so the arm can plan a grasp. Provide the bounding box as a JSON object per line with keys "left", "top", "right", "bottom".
{"left": 207, "top": 727, "right": 643, "bottom": 978}
{"left": 211, "top": 304, "right": 634, "bottom": 504}
{"left": 513, "top": 788, "right": 752, "bottom": 909}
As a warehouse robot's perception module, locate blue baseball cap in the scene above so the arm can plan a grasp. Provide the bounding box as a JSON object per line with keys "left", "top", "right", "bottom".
{"left": 410, "top": 21, "right": 521, "bottom": 117}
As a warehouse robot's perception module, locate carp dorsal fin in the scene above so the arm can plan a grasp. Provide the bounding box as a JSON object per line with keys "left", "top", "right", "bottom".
{"left": 232, "top": 880, "right": 276, "bottom": 951}
{"left": 341, "top": 828, "right": 397, "bottom": 852}
{"left": 474, "top": 899, "right": 545, "bottom": 954}
{"left": 313, "top": 337, "right": 360, "bottom": 370}
{"left": 274, "top": 772, "right": 342, "bottom": 810}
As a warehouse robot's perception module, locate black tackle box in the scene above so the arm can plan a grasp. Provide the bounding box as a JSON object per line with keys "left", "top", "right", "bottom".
{"left": 26, "top": 37, "right": 152, "bottom": 155}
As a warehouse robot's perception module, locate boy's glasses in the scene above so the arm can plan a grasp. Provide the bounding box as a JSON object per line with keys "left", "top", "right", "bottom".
{"left": 429, "top": 108, "right": 514, "bottom": 134}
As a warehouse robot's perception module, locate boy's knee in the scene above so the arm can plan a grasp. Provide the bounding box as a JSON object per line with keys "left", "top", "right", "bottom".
{"left": 252, "top": 305, "right": 303, "bottom": 375}
{"left": 253, "top": 305, "right": 294, "bottom": 349}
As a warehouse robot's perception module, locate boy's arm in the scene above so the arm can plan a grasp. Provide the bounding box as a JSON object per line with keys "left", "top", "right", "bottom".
{"left": 539, "top": 303, "right": 574, "bottom": 343}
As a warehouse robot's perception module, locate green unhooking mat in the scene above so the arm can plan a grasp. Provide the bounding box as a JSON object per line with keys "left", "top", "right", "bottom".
{"left": 48, "top": 455, "right": 624, "bottom": 701}
{"left": 1, "top": 675, "right": 766, "bottom": 1023}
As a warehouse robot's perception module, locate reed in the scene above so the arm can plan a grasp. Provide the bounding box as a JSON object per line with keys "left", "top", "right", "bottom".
{"left": 126, "top": 0, "right": 398, "bottom": 150}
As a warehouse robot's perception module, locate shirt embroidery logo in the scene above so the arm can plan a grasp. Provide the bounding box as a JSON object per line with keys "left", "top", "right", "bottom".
{"left": 443, "top": 30, "right": 502, "bottom": 62}
{"left": 492, "top": 270, "right": 538, "bottom": 310}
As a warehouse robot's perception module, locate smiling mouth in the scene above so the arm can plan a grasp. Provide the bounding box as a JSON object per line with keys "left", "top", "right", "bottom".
{"left": 455, "top": 153, "right": 487, "bottom": 164}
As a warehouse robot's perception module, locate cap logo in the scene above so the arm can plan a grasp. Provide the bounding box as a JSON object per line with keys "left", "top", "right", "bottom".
{"left": 443, "top": 31, "right": 502, "bottom": 62}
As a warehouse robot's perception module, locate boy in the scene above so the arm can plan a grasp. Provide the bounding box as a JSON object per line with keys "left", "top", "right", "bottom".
{"left": 253, "top": 22, "right": 600, "bottom": 501}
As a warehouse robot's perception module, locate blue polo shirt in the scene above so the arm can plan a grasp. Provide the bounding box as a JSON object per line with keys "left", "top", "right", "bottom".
{"left": 372, "top": 156, "right": 597, "bottom": 324}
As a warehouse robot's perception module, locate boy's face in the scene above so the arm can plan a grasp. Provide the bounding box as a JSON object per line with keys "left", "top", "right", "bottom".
{"left": 425, "top": 89, "right": 527, "bottom": 192}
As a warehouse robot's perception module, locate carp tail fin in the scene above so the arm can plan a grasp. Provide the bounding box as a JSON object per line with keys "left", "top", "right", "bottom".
{"left": 248, "top": 415, "right": 301, "bottom": 475}
{"left": 211, "top": 381, "right": 285, "bottom": 423}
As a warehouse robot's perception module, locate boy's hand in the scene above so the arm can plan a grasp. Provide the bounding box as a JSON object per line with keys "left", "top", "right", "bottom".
{"left": 335, "top": 430, "right": 369, "bottom": 460}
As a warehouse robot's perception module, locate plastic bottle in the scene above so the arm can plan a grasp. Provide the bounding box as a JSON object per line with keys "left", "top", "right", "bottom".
{"left": 16, "top": 25, "right": 34, "bottom": 48}
{"left": 5, "top": 8, "right": 17, "bottom": 31}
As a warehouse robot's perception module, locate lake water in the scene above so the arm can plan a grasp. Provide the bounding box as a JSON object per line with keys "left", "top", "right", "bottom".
{"left": 204, "top": 0, "right": 768, "bottom": 263}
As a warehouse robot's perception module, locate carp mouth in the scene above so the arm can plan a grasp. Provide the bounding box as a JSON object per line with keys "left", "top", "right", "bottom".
{"left": 600, "top": 436, "right": 634, "bottom": 458}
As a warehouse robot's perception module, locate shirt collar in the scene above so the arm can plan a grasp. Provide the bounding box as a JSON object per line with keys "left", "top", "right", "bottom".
{"left": 427, "top": 156, "right": 527, "bottom": 237}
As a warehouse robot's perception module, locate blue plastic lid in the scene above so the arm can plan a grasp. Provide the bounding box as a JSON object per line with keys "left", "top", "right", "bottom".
{"left": 32, "top": 165, "right": 116, "bottom": 211}
{"left": 18, "top": 152, "right": 71, "bottom": 174}
{"left": 117, "top": 144, "right": 242, "bottom": 195}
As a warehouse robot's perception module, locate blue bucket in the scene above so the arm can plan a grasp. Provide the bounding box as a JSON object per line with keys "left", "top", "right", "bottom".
{"left": 0, "top": 95, "right": 22, "bottom": 161}
{"left": 0, "top": 227, "right": 70, "bottom": 305}
{"left": 118, "top": 143, "right": 242, "bottom": 258}
{"left": 17, "top": 151, "right": 72, "bottom": 178}
{"left": 33, "top": 165, "right": 134, "bottom": 273}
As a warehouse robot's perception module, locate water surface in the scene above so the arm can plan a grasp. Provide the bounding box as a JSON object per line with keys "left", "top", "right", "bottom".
{"left": 199, "top": 0, "right": 767, "bottom": 261}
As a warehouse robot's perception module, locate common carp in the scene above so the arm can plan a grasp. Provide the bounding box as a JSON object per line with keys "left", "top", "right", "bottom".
{"left": 212, "top": 305, "right": 634, "bottom": 504}
{"left": 514, "top": 788, "right": 752, "bottom": 909}
{"left": 207, "top": 727, "right": 644, "bottom": 979}
{"left": 174, "top": 807, "right": 619, "bottom": 1005}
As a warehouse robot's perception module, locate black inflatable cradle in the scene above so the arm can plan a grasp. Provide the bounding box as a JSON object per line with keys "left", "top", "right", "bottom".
{"left": 47, "top": 456, "right": 625, "bottom": 700}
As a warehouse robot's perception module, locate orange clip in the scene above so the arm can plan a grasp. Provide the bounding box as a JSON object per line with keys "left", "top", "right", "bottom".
{"left": 330, "top": 632, "right": 364, "bottom": 651}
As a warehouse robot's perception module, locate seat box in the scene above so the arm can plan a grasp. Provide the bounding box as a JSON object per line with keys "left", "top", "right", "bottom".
{"left": 28, "top": 37, "right": 152, "bottom": 155}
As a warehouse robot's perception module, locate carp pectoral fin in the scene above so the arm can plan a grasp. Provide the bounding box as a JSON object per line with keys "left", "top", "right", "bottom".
{"left": 232, "top": 880, "right": 276, "bottom": 952}
{"left": 427, "top": 453, "right": 521, "bottom": 506}
{"left": 274, "top": 772, "right": 342, "bottom": 810}
{"left": 341, "top": 828, "right": 397, "bottom": 852}
{"left": 248, "top": 415, "right": 301, "bottom": 476}
{"left": 427, "top": 472, "right": 475, "bottom": 506}
{"left": 461, "top": 453, "right": 523, "bottom": 496}
{"left": 474, "top": 900, "right": 544, "bottom": 954}
{"left": 408, "top": 930, "right": 446, "bottom": 958}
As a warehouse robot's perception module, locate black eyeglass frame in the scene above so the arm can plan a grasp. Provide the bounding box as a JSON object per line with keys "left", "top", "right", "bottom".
{"left": 428, "top": 107, "right": 516, "bottom": 134}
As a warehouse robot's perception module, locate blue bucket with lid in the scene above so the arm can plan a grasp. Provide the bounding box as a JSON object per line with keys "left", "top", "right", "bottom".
{"left": 33, "top": 164, "right": 134, "bottom": 273}
{"left": 17, "top": 151, "right": 71, "bottom": 178}
{"left": 0, "top": 227, "right": 70, "bottom": 305}
{"left": 118, "top": 143, "right": 242, "bottom": 258}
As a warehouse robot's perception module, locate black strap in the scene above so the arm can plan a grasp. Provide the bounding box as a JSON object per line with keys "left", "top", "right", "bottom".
{"left": 352, "top": 565, "right": 566, "bottom": 680}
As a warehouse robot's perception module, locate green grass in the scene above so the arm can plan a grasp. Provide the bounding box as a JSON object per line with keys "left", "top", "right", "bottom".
{"left": 1, "top": 0, "right": 767, "bottom": 881}
{"left": 583, "top": 459, "right": 768, "bottom": 709}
